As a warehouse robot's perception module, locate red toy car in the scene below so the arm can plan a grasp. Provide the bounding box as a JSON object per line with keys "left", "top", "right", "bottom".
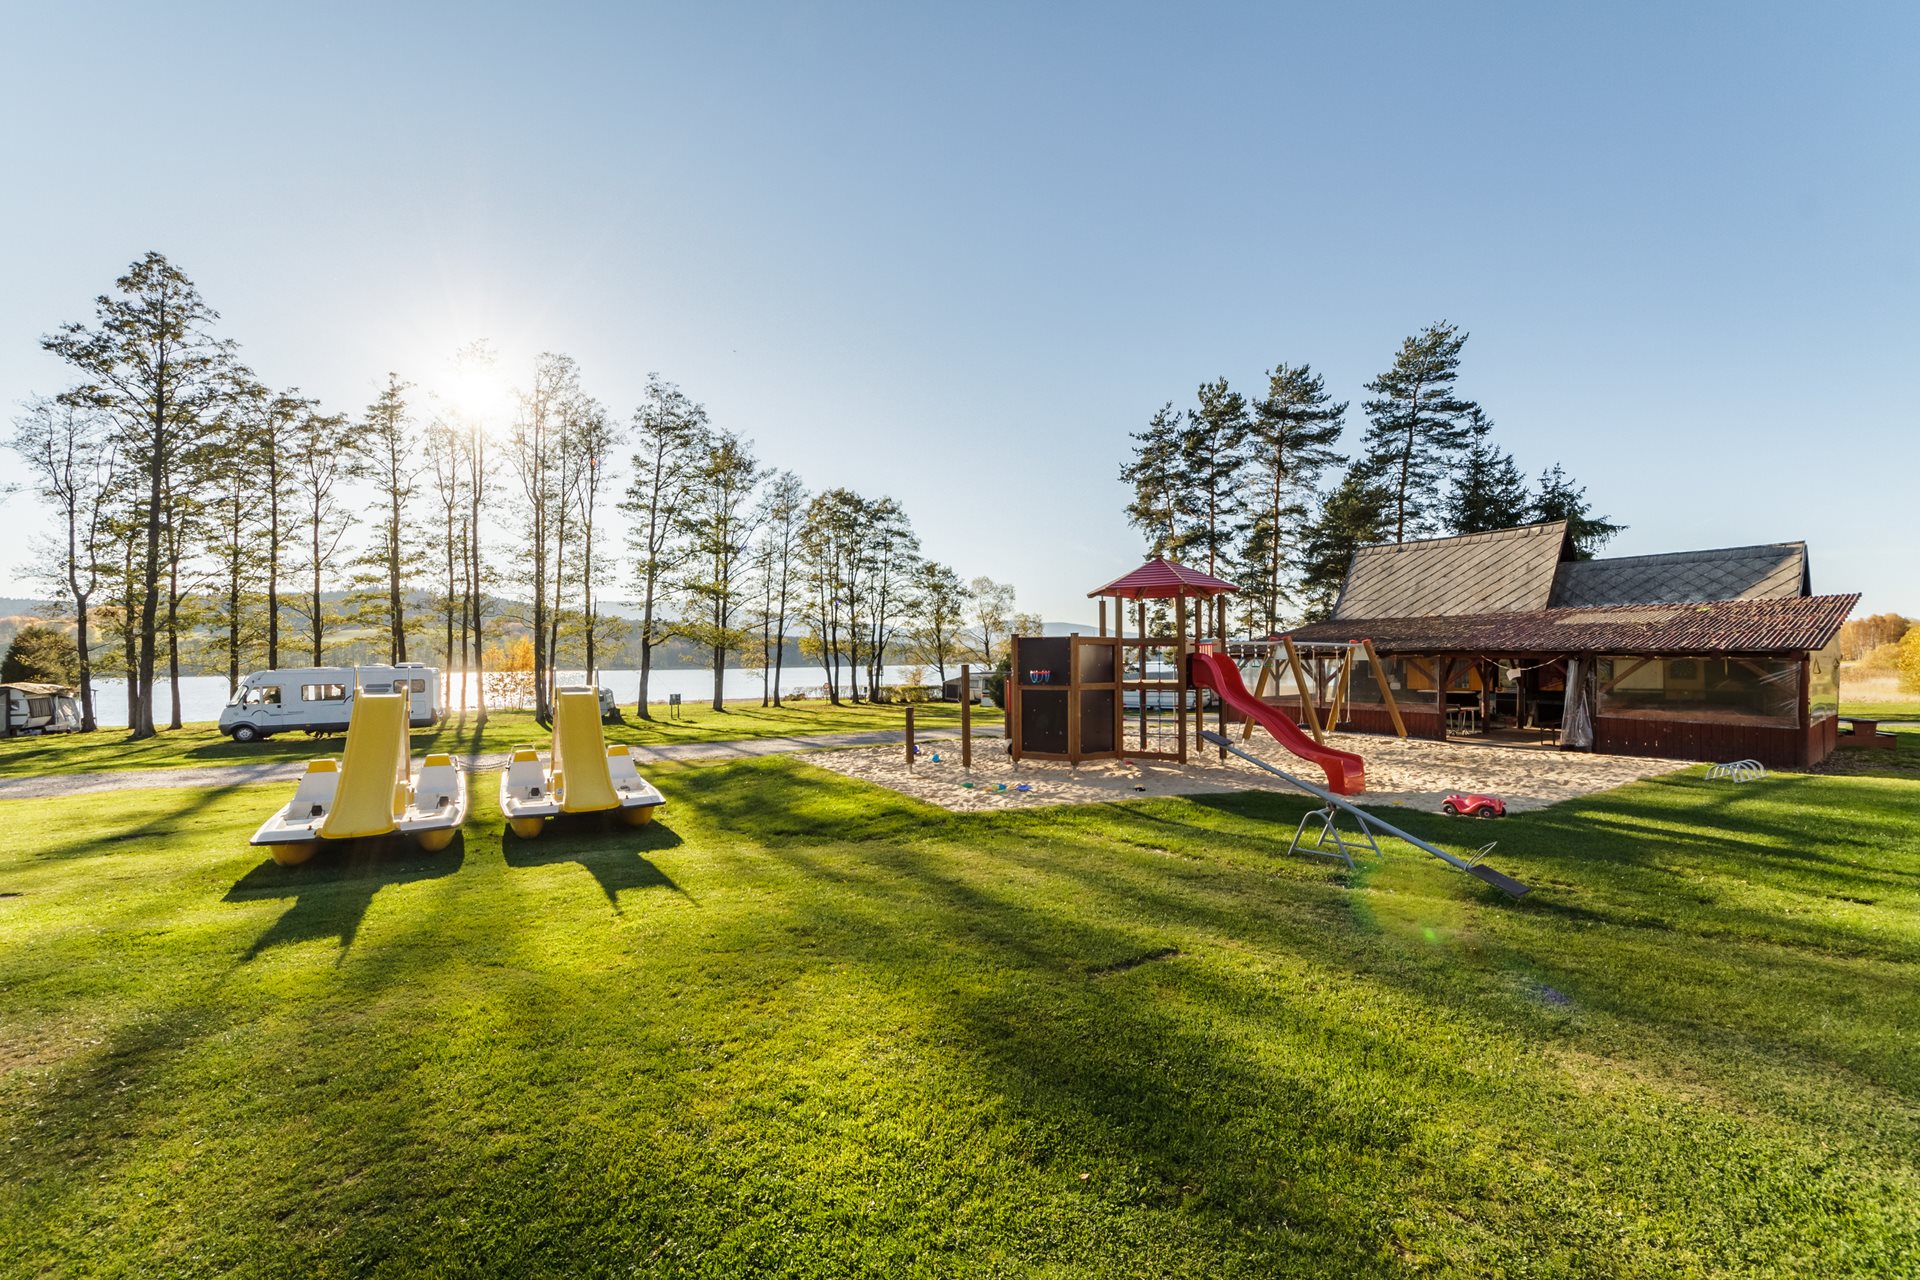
{"left": 1442, "top": 792, "right": 1506, "bottom": 818}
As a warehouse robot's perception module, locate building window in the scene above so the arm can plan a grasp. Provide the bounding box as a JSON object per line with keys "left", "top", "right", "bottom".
{"left": 301, "top": 684, "right": 347, "bottom": 703}
{"left": 1596, "top": 656, "right": 1798, "bottom": 726}
{"left": 1808, "top": 639, "right": 1839, "bottom": 722}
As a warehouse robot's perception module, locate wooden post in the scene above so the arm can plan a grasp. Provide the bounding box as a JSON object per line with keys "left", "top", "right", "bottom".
{"left": 1175, "top": 595, "right": 1189, "bottom": 763}
{"left": 1098, "top": 598, "right": 1107, "bottom": 637}
{"left": 960, "top": 663, "right": 971, "bottom": 770}
{"left": 1282, "top": 636, "right": 1324, "bottom": 744}
{"left": 1329, "top": 646, "right": 1355, "bottom": 731}
{"left": 1006, "top": 637, "right": 1019, "bottom": 760}
{"left": 1137, "top": 598, "right": 1148, "bottom": 751}
{"left": 1363, "top": 639, "right": 1407, "bottom": 737}
{"left": 905, "top": 704, "right": 916, "bottom": 768}
{"left": 1241, "top": 653, "right": 1276, "bottom": 742}
{"left": 1435, "top": 657, "right": 1451, "bottom": 741}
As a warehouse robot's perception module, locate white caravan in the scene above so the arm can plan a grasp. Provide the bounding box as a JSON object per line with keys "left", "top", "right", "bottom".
{"left": 218, "top": 664, "right": 443, "bottom": 741}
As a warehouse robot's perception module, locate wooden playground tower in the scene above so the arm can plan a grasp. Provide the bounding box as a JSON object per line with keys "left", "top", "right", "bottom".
{"left": 1005, "top": 559, "right": 1410, "bottom": 764}
{"left": 1007, "top": 558, "right": 1239, "bottom": 765}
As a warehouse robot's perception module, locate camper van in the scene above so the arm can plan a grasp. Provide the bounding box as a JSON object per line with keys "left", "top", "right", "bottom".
{"left": 218, "top": 664, "right": 443, "bottom": 741}
{"left": 1, "top": 683, "right": 82, "bottom": 737}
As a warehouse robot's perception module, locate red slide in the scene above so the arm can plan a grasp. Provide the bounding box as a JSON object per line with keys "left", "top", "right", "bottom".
{"left": 1188, "top": 642, "right": 1366, "bottom": 795}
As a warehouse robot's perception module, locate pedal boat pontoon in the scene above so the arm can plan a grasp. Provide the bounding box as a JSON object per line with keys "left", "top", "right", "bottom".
{"left": 250, "top": 690, "right": 467, "bottom": 865}
{"left": 499, "top": 688, "right": 664, "bottom": 839}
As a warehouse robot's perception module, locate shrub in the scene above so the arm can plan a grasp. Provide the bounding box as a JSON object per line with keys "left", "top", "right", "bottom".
{"left": 1, "top": 624, "right": 80, "bottom": 686}
{"left": 1896, "top": 626, "right": 1920, "bottom": 695}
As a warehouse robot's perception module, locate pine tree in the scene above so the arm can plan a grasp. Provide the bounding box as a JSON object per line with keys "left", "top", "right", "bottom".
{"left": 1445, "top": 410, "right": 1533, "bottom": 534}
{"left": 43, "top": 252, "right": 233, "bottom": 737}
{"left": 1119, "top": 403, "right": 1186, "bottom": 558}
{"left": 1531, "top": 464, "right": 1624, "bottom": 559}
{"left": 1358, "top": 322, "right": 1479, "bottom": 543}
{"left": 1239, "top": 363, "right": 1346, "bottom": 633}
{"left": 1179, "top": 378, "right": 1251, "bottom": 577}
{"left": 1294, "top": 468, "right": 1391, "bottom": 622}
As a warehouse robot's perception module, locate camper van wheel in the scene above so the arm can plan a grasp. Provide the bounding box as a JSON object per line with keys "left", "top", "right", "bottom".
{"left": 232, "top": 724, "right": 261, "bottom": 743}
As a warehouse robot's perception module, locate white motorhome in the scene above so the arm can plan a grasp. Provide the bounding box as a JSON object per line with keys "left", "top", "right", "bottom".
{"left": 1, "top": 683, "right": 82, "bottom": 737}
{"left": 218, "top": 664, "right": 443, "bottom": 741}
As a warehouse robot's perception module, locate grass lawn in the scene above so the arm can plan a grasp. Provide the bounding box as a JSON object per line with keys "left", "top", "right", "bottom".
{"left": 2, "top": 762, "right": 1917, "bottom": 1277}
{"left": 0, "top": 699, "right": 975, "bottom": 778}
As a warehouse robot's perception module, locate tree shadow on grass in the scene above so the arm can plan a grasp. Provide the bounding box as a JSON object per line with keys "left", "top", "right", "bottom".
{"left": 502, "top": 818, "right": 688, "bottom": 911}
{"left": 224, "top": 833, "right": 465, "bottom": 960}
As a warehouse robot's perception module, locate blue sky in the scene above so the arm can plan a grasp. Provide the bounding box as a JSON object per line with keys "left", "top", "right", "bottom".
{"left": 1, "top": 2, "right": 1913, "bottom": 621}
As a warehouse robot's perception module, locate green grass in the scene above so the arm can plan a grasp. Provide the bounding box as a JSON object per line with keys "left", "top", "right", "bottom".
{"left": 0, "top": 699, "right": 978, "bottom": 778}
{"left": 1, "top": 755, "right": 1915, "bottom": 1276}
{"left": 1839, "top": 701, "right": 1920, "bottom": 721}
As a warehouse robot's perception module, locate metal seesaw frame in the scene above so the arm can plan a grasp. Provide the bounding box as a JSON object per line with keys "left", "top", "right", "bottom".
{"left": 1199, "top": 730, "right": 1532, "bottom": 900}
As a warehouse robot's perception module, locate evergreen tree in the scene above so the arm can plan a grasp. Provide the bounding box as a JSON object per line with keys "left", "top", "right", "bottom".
{"left": 43, "top": 252, "right": 233, "bottom": 738}
{"left": 1358, "top": 322, "right": 1478, "bottom": 543}
{"left": 1239, "top": 362, "right": 1346, "bottom": 633}
{"left": 1119, "top": 403, "right": 1186, "bottom": 558}
{"left": 1445, "top": 409, "right": 1532, "bottom": 534}
{"left": 1, "top": 625, "right": 81, "bottom": 685}
{"left": 1531, "top": 464, "right": 1625, "bottom": 559}
{"left": 1179, "top": 378, "right": 1251, "bottom": 577}
{"left": 1294, "top": 468, "right": 1391, "bottom": 622}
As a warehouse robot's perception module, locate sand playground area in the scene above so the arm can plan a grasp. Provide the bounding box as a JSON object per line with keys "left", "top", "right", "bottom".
{"left": 802, "top": 729, "right": 1694, "bottom": 814}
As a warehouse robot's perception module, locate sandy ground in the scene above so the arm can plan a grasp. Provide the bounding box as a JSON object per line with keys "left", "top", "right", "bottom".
{"left": 801, "top": 730, "right": 1694, "bottom": 814}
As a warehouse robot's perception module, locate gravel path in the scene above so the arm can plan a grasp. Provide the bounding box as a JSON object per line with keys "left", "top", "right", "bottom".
{"left": 0, "top": 726, "right": 971, "bottom": 801}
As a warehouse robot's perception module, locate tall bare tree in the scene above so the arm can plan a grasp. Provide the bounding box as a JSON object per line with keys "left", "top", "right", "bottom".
{"left": 289, "top": 408, "right": 353, "bottom": 665}
{"left": 8, "top": 397, "right": 117, "bottom": 730}
{"left": 349, "top": 373, "right": 421, "bottom": 663}
{"left": 676, "top": 430, "right": 765, "bottom": 712}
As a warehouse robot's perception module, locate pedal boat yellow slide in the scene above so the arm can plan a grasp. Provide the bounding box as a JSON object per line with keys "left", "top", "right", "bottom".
{"left": 250, "top": 689, "right": 468, "bottom": 865}
{"left": 499, "top": 687, "right": 665, "bottom": 839}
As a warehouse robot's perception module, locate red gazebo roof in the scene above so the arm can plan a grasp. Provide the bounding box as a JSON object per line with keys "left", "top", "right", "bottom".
{"left": 1088, "top": 558, "right": 1240, "bottom": 600}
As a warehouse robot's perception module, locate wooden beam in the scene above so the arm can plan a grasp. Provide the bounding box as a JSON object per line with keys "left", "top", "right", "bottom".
{"left": 1434, "top": 657, "right": 1451, "bottom": 741}
{"left": 1167, "top": 598, "right": 1182, "bottom": 767}
{"left": 1598, "top": 656, "right": 1653, "bottom": 696}
{"left": 1363, "top": 640, "right": 1408, "bottom": 738}
{"left": 1241, "top": 654, "right": 1276, "bottom": 742}
{"left": 960, "top": 663, "right": 971, "bottom": 770}
{"left": 1282, "top": 636, "right": 1324, "bottom": 744}
{"left": 1329, "top": 645, "right": 1354, "bottom": 730}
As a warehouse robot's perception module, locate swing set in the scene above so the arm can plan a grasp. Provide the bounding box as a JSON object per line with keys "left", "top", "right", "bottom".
{"left": 1237, "top": 637, "right": 1408, "bottom": 744}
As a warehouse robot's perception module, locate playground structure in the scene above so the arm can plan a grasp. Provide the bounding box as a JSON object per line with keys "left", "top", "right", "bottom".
{"left": 248, "top": 686, "right": 468, "bottom": 866}
{"left": 499, "top": 687, "right": 665, "bottom": 839}
{"left": 1006, "top": 559, "right": 1368, "bottom": 795}
{"left": 1235, "top": 638, "right": 1409, "bottom": 744}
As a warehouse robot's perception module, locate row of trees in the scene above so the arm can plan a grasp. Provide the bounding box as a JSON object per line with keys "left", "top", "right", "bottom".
{"left": 1121, "top": 322, "right": 1623, "bottom": 630}
{"left": 10, "top": 252, "right": 1034, "bottom": 737}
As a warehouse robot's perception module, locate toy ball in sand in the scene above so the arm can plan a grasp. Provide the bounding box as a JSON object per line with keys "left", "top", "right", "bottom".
{"left": 931, "top": 753, "right": 941, "bottom": 763}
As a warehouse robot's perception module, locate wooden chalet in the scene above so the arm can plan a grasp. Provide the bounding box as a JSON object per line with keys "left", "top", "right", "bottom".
{"left": 1275, "top": 521, "right": 1855, "bottom": 769}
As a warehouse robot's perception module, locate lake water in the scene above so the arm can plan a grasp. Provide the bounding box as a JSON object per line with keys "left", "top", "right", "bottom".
{"left": 86, "top": 665, "right": 940, "bottom": 729}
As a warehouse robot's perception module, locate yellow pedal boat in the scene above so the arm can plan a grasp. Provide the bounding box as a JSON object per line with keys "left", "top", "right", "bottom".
{"left": 250, "top": 689, "right": 468, "bottom": 865}
{"left": 499, "top": 688, "right": 664, "bottom": 839}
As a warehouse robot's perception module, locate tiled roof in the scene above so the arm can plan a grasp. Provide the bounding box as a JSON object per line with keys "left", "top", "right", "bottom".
{"left": 1287, "top": 592, "right": 1857, "bottom": 656}
{"left": 1089, "top": 558, "right": 1241, "bottom": 599}
{"left": 1548, "top": 542, "right": 1808, "bottom": 608}
{"left": 1331, "top": 522, "right": 1569, "bottom": 621}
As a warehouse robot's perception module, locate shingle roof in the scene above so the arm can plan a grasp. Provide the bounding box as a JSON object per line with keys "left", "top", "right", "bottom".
{"left": 1331, "top": 522, "right": 1570, "bottom": 621}
{"left": 1287, "top": 592, "right": 1857, "bottom": 657}
{"left": 1548, "top": 543, "right": 1808, "bottom": 608}
{"left": 1089, "top": 559, "right": 1240, "bottom": 600}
